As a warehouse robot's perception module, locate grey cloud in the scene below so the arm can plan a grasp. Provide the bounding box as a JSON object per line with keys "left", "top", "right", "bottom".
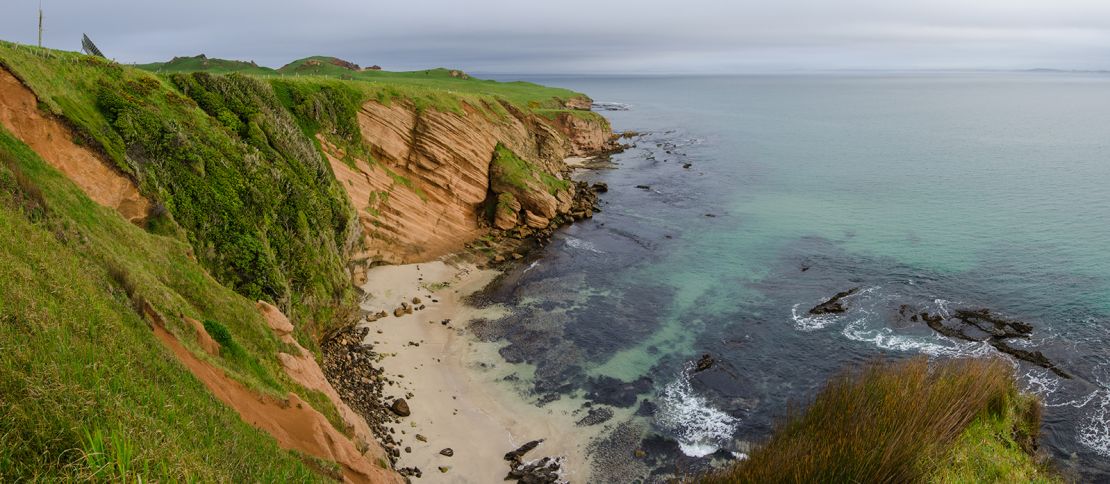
{"left": 2, "top": 0, "right": 1108, "bottom": 73}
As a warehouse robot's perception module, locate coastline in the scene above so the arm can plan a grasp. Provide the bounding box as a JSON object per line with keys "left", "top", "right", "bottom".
{"left": 357, "top": 256, "right": 630, "bottom": 481}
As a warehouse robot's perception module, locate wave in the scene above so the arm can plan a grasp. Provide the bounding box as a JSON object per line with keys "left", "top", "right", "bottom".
{"left": 655, "top": 364, "right": 739, "bottom": 457}
{"left": 522, "top": 261, "right": 540, "bottom": 274}
{"left": 789, "top": 291, "right": 989, "bottom": 357}
{"left": 842, "top": 317, "right": 990, "bottom": 357}
{"left": 789, "top": 286, "right": 875, "bottom": 332}
{"left": 591, "top": 101, "right": 631, "bottom": 111}
{"left": 565, "top": 237, "right": 604, "bottom": 254}
{"left": 790, "top": 303, "right": 838, "bottom": 331}
{"left": 1079, "top": 390, "right": 1110, "bottom": 457}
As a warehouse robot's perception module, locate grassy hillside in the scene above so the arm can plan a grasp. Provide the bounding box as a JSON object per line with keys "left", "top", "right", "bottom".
{"left": 0, "top": 41, "right": 362, "bottom": 349}
{"left": 701, "top": 358, "right": 1057, "bottom": 483}
{"left": 137, "top": 53, "right": 598, "bottom": 114}
{"left": 136, "top": 54, "right": 276, "bottom": 75}
{"left": 0, "top": 126, "right": 342, "bottom": 481}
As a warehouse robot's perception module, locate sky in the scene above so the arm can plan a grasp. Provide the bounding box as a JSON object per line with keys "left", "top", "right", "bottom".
{"left": 2, "top": 0, "right": 1109, "bottom": 74}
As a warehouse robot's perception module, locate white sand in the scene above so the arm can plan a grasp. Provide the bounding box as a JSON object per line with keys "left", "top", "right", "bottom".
{"left": 358, "top": 259, "right": 623, "bottom": 483}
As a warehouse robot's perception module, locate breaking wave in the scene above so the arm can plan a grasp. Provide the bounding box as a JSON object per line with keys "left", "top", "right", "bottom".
{"left": 788, "top": 286, "right": 874, "bottom": 332}
{"left": 655, "top": 364, "right": 739, "bottom": 457}
{"left": 790, "top": 303, "right": 839, "bottom": 331}
{"left": 591, "top": 101, "right": 631, "bottom": 111}
{"left": 1079, "top": 390, "right": 1110, "bottom": 457}
{"left": 565, "top": 237, "right": 604, "bottom": 254}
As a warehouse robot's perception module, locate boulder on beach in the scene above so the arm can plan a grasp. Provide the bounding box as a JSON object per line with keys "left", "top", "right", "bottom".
{"left": 390, "top": 398, "right": 411, "bottom": 417}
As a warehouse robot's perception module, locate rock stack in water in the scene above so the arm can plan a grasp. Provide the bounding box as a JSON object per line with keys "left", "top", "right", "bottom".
{"left": 503, "top": 440, "right": 562, "bottom": 483}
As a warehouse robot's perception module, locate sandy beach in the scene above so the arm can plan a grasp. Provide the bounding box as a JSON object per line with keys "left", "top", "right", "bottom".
{"left": 357, "top": 258, "right": 630, "bottom": 482}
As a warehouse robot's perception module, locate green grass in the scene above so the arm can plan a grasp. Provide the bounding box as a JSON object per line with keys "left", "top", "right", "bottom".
{"left": 928, "top": 393, "right": 1056, "bottom": 483}
{"left": 0, "top": 126, "right": 337, "bottom": 481}
{"left": 137, "top": 54, "right": 276, "bottom": 76}
{"left": 701, "top": 358, "right": 1057, "bottom": 484}
{"left": 492, "top": 143, "right": 571, "bottom": 195}
{"left": 134, "top": 53, "right": 592, "bottom": 114}
{"left": 0, "top": 41, "right": 360, "bottom": 349}
{"left": 535, "top": 108, "right": 611, "bottom": 129}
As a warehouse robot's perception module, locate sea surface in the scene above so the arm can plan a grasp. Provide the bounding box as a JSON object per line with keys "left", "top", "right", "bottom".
{"left": 479, "top": 73, "right": 1110, "bottom": 481}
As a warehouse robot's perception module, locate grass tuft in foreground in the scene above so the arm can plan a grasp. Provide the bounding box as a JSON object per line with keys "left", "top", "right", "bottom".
{"left": 702, "top": 357, "right": 1058, "bottom": 483}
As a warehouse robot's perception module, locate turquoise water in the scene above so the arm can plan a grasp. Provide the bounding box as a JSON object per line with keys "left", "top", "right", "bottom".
{"left": 480, "top": 73, "right": 1110, "bottom": 479}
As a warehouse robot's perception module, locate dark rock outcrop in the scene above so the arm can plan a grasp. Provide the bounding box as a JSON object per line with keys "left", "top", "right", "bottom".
{"left": 808, "top": 287, "right": 860, "bottom": 315}
{"left": 585, "top": 376, "right": 652, "bottom": 408}
{"left": 576, "top": 406, "right": 614, "bottom": 426}
{"left": 506, "top": 457, "right": 562, "bottom": 483}
{"left": 919, "top": 308, "right": 1070, "bottom": 378}
{"left": 504, "top": 440, "right": 562, "bottom": 483}
{"left": 504, "top": 440, "right": 543, "bottom": 463}
{"left": 694, "top": 354, "right": 715, "bottom": 373}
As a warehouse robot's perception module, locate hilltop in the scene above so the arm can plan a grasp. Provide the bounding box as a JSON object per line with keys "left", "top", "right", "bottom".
{"left": 135, "top": 54, "right": 276, "bottom": 75}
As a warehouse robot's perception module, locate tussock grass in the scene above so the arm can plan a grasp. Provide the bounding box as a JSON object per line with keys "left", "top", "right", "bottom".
{"left": 703, "top": 357, "right": 1056, "bottom": 483}
{"left": 0, "top": 118, "right": 333, "bottom": 481}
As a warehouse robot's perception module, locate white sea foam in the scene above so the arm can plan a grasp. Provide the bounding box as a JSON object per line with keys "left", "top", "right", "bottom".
{"left": 1079, "top": 390, "right": 1110, "bottom": 457}
{"left": 790, "top": 303, "right": 839, "bottom": 331}
{"left": 933, "top": 298, "right": 954, "bottom": 318}
{"left": 841, "top": 317, "right": 989, "bottom": 357}
{"left": 591, "top": 101, "right": 631, "bottom": 111}
{"left": 522, "top": 261, "right": 540, "bottom": 274}
{"left": 789, "top": 287, "right": 875, "bottom": 331}
{"left": 655, "top": 365, "right": 739, "bottom": 457}
{"left": 565, "top": 237, "right": 604, "bottom": 254}
{"left": 1022, "top": 368, "right": 1061, "bottom": 398}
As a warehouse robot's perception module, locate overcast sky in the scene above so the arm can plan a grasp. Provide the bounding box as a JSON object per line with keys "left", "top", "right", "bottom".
{"left": 2, "top": 0, "right": 1109, "bottom": 74}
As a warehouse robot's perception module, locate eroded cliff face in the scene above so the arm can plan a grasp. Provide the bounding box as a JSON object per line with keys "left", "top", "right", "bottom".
{"left": 0, "top": 67, "right": 150, "bottom": 223}
{"left": 327, "top": 99, "right": 614, "bottom": 266}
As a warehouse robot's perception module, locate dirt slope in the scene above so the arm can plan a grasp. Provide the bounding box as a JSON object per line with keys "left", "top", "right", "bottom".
{"left": 0, "top": 68, "right": 149, "bottom": 223}
{"left": 150, "top": 304, "right": 401, "bottom": 484}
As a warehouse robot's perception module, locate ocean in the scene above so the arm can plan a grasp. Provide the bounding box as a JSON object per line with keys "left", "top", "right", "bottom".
{"left": 479, "top": 73, "right": 1110, "bottom": 480}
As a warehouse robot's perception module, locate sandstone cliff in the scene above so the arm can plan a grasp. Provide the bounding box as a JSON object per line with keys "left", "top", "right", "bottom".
{"left": 327, "top": 99, "right": 614, "bottom": 265}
